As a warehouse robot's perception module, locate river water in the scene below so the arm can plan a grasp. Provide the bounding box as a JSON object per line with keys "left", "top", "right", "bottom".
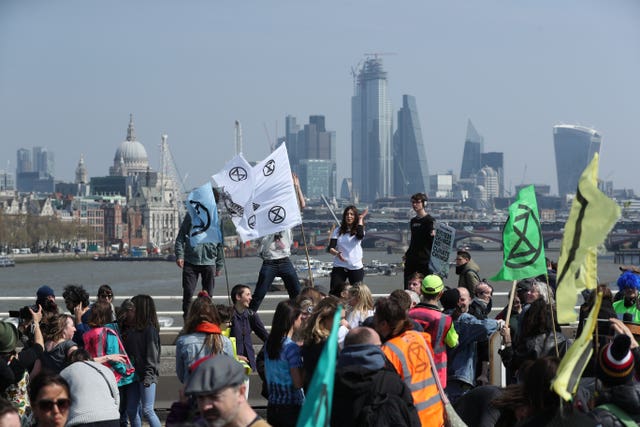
{"left": 0, "top": 249, "right": 622, "bottom": 324}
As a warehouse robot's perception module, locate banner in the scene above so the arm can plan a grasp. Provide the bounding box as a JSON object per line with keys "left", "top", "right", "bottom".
{"left": 552, "top": 291, "right": 602, "bottom": 400}
{"left": 296, "top": 305, "right": 343, "bottom": 427}
{"left": 555, "top": 153, "right": 620, "bottom": 323}
{"left": 238, "top": 144, "right": 302, "bottom": 241}
{"left": 185, "top": 183, "right": 221, "bottom": 247}
{"left": 214, "top": 144, "right": 302, "bottom": 242}
{"left": 212, "top": 153, "right": 255, "bottom": 234}
{"left": 491, "top": 185, "right": 546, "bottom": 281}
{"left": 429, "top": 223, "right": 456, "bottom": 278}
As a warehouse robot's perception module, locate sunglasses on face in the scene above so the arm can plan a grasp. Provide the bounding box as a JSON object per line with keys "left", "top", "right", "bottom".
{"left": 99, "top": 293, "right": 113, "bottom": 298}
{"left": 37, "top": 398, "right": 71, "bottom": 412}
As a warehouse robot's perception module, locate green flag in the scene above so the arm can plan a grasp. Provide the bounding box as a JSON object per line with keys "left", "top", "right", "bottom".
{"left": 491, "top": 185, "right": 547, "bottom": 281}
{"left": 296, "top": 305, "right": 343, "bottom": 427}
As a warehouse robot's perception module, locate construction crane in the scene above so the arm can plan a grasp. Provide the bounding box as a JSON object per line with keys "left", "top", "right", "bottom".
{"left": 234, "top": 120, "right": 243, "bottom": 155}
{"left": 351, "top": 52, "right": 397, "bottom": 91}
{"left": 363, "top": 52, "right": 397, "bottom": 59}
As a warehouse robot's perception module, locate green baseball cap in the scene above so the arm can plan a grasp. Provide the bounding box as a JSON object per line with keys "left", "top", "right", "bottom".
{"left": 421, "top": 275, "right": 444, "bottom": 295}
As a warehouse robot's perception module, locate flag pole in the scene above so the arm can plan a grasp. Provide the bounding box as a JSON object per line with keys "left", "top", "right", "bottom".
{"left": 504, "top": 280, "right": 517, "bottom": 328}
{"left": 293, "top": 175, "right": 314, "bottom": 287}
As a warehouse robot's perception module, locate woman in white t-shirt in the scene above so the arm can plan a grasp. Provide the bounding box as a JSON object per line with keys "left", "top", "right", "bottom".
{"left": 327, "top": 205, "right": 367, "bottom": 296}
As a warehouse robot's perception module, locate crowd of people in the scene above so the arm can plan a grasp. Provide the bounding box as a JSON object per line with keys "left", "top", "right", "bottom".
{"left": 3, "top": 190, "right": 640, "bottom": 427}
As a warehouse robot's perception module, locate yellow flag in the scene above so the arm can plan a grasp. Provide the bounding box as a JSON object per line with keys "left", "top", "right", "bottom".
{"left": 555, "top": 153, "right": 620, "bottom": 324}
{"left": 552, "top": 291, "right": 602, "bottom": 400}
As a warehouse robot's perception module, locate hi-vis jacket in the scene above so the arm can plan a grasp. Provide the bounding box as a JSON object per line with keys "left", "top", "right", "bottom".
{"left": 382, "top": 330, "right": 444, "bottom": 427}
{"left": 409, "top": 305, "right": 458, "bottom": 388}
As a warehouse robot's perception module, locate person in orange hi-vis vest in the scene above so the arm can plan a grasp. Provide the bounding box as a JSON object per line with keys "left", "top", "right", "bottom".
{"left": 374, "top": 296, "right": 444, "bottom": 427}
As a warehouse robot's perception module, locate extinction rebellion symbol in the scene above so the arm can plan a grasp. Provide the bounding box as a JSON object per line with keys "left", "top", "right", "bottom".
{"left": 247, "top": 215, "right": 257, "bottom": 229}
{"left": 228, "top": 167, "right": 248, "bottom": 182}
{"left": 504, "top": 203, "right": 543, "bottom": 269}
{"left": 263, "top": 160, "right": 276, "bottom": 177}
{"left": 188, "top": 201, "right": 211, "bottom": 237}
{"left": 268, "top": 206, "right": 286, "bottom": 224}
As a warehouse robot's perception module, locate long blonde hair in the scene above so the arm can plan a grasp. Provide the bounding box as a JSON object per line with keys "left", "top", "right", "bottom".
{"left": 302, "top": 296, "right": 339, "bottom": 346}
{"left": 348, "top": 283, "right": 374, "bottom": 316}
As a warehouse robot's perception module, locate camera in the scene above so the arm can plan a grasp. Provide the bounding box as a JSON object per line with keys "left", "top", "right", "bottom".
{"left": 8, "top": 305, "right": 37, "bottom": 324}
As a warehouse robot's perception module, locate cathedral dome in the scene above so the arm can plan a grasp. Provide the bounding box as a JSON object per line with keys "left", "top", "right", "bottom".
{"left": 110, "top": 114, "right": 150, "bottom": 177}
{"left": 115, "top": 139, "right": 148, "bottom": 163}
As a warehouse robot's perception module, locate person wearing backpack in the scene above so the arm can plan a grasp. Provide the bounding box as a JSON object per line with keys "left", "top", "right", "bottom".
{"left": 331, "top": 326, "right": 420, "bottom": 427}
{"left": 374, "top": 297, "right": 444, "bottom": 427}
{"left": 408, "top": 275, "right": 458, "bottom": 387}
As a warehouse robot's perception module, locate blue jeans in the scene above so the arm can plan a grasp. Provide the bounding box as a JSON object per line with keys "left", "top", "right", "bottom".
{"left": 249, "top": 258, "right": 301, "bottom": 311}
{"left": 125, "top": 382, "right": 161, "bottom": 427}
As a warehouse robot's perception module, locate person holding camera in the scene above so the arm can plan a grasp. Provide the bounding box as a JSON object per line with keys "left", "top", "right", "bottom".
{"left": 0, "top": 306, "right": 44, "bottom": 425}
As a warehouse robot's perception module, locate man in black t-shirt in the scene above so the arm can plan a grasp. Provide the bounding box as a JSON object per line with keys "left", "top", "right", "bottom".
{"left": 403, "top": 193, "right": 436, "bottom": 288}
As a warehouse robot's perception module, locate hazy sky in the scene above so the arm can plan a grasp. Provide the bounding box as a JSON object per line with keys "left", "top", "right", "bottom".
{"left": 1, "top": 0, "right": 639, "bottom": 196}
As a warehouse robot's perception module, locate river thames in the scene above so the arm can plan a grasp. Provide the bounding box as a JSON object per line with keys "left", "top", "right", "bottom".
{"left": 0, "top": 248, "right": 623, "bottom": 319}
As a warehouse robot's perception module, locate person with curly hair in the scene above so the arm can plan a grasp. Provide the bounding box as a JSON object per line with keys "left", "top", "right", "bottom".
{"left": 327, "top": 205, "right": 368, "bottom": 296}
{"left": 62, "top": 284, "right": 91, "bottom": 345}
{"left": 613, "top": 270, "right": 640, "bottom": 322}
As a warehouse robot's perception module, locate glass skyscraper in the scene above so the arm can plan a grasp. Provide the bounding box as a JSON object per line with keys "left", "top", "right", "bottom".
{"left": 284, "top": 114, "right": 336, "bottom": 198}
{"left": 393, "top": 94, "right": 429, "bottom": 197}
{"left": 460, "top": 119, "right": 484, "bottom": 179}
{"left": 553, "top": 124, "right": 601, "bottom": 198}
{"left": 351, "top": 57, "right": 393, "bottom": 202}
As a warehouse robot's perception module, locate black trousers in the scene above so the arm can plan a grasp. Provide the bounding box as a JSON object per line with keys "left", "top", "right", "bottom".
{"left": 267, "top": 404, "right": 301, "bottom": 427}
{"left": 182, "top": 262, "right": 215, "bottom": 317}
{"left": 329, "top": 266, "right": 365, "bottom": 295}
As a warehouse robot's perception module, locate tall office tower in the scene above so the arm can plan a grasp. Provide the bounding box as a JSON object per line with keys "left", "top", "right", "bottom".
{"left": 553, "top": 124, "right": 601, "bottom": 198}
{"left": 393, "top": 94, "right": 430, "bottom": 197}
{"left": 290, "top": 115, "right": 337, "bottom": 198}
{"left": 33, "top": 147, "right": 55, "bottom": 177}
{"left": 481, "top": 151, "right": 504, "bottom": 197}
{"left": 351, "top": 56, "right": 393, "bottom": 202}
{"left": 16, "top": 148, "right": 32, "bottom": 173}
{"left": 285, "top": 115, "right": 301, "bottom": 172}
{"left": 0, "top": 170, "right": 15, "bottom": 191}
{"left": 475, "top": 166, "right": 499, "bottom": 201}
{"left": 460, "top": 119, "right": 484, "bottom": 179}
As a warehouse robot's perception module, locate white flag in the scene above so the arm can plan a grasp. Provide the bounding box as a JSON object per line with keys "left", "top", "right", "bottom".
{"left": 235, "top": 144, "right": 302, "bottom": 241}
{"left": 212, "top": 154, "right": 255, "bottom": 233}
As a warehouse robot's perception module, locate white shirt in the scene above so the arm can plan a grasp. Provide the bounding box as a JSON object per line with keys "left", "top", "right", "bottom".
{"left": 331, "top": 228, "right": 364, "bottom": 270}
{"left": 259, "top": 228, "right": 293, "bottom": 260}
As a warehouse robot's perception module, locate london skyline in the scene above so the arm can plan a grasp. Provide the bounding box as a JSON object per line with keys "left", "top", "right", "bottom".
{"left": 1, "top": 0, "right": 638, "bottom": 197}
